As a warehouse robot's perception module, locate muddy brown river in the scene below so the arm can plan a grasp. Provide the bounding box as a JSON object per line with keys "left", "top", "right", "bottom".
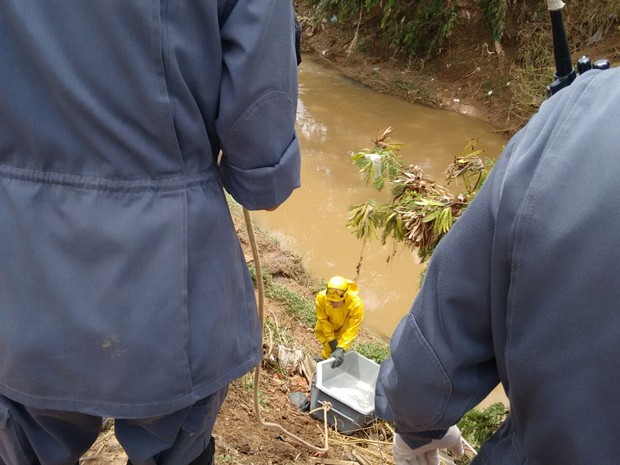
{"left": 253, "top": 55, "right": 510, "bottom": 407}
{"left": 253, "top": 55, "right": 507, "bottom": 336}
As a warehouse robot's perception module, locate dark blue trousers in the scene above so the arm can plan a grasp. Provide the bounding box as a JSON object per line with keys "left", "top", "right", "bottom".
{"left": 0, "top": 387, "right": 227, "bottom": 465}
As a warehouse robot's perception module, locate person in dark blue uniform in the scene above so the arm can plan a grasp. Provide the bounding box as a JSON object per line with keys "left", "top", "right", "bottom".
{"left": 0, "top": 1, "right": 301, "bottom": 464}
{"left": 376, "top": 67, "right": 620, "bottom": 464}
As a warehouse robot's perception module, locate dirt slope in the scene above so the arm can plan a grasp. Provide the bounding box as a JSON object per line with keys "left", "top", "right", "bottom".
{"left": 294, "top": 0, "right": 620, "bottom": 135}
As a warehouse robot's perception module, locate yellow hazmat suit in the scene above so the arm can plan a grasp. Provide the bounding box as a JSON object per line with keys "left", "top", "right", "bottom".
{"left": 315, "top": 277, "right": 364, "bottom": 359}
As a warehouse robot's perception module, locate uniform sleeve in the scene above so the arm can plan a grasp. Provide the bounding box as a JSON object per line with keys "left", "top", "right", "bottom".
{"left": 337, "top": 297, "right": 364, "bottom": 350}
{"left": 374, "top": 69, "right": 602, "bottom": 447}
{"left": 216, "top": 0, "right": 301, "bottom": 210}
{"left": 315, "top": 294, "right": 335, "bottom": 343}
{"left": 374, "top": 134, "right": 520, "bottom": 443}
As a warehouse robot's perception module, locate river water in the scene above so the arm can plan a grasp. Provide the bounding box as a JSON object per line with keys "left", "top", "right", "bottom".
{"left": 253, "top": 55, "right": 508, "bottom": 340}
{"left": 253, "top": 55, "right": 511, "bottom": 408}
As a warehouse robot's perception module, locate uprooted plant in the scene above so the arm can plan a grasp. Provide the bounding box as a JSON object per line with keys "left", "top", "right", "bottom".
{"left": 347, "top": 128, "right": 504, "bottom": 462}
{"left": 347, "top": 127, "right": 495, "bottom": 267}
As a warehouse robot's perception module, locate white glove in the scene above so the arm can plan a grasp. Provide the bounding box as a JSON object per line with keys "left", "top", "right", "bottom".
{"left": 392, "top": 426, "right": 464, "bottom": 465}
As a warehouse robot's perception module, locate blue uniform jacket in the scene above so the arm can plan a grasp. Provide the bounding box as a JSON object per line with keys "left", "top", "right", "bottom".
{"left": 0, "top": 0, "right": 300, "bottom": 418}
{"left": 376, "top": 68, "right": 620, "bottom": 463}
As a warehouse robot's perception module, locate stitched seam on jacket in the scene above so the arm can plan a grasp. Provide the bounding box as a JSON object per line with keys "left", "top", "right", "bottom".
{"left": 178, "top": 188, "right": 193, "bottom": 389}
{"left": 0, "top": 164, "right": 216, "bottom": 193}
{"left": 507, "top": 75, "right": 603, "bottom": 349}
{"left": 504, "top": 74, "right": 604, "bottom": 462}
{"left": 401, "top": 313, "right": 452, "bottom": 429}
{"left": 224, "top": 91, "right": 294, "bottom": 154}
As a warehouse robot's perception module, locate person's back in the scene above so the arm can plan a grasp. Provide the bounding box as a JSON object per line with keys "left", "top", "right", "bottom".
{"left": 488, "top": 67, "right": 620, "bottom": 462}
{"left": 0, "top": 0, "right": 299, "bottom": 419}
{"left": 376, "top": 67, "right": 620, "bottom": 464}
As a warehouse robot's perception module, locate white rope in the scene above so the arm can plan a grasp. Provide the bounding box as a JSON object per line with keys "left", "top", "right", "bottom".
{"left": 547, "top": 0, "right": 565, "bottom": 11}
{"left": 242, "top": 207, "right": 331, "bottom": 454}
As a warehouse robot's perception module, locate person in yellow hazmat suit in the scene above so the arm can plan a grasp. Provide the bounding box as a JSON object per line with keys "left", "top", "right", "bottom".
{"left": 315, "top": 276, "right": 364, "bottom": 367}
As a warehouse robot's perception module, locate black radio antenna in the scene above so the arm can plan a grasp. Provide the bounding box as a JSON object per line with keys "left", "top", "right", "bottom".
{"left": 547, "top": 0, "right": 576, "bottom": 96}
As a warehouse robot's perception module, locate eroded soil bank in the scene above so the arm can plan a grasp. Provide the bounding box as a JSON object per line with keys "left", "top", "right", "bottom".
{"left": 294, "top": 0, "right": 620, "bottom": 135}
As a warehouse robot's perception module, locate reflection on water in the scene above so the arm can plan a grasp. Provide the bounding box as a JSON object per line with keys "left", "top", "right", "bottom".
{"left": 252, "top": 55, "right": 508, "bottom": 341}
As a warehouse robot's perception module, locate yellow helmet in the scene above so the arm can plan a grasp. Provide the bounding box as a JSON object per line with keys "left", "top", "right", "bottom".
{"left": 325, "top": 276, "right": 349, "bottom": 302}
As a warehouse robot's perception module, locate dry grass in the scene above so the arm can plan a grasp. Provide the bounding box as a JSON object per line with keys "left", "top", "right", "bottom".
{"left": 506, "top": 0, "right": 620, "bottom": 125}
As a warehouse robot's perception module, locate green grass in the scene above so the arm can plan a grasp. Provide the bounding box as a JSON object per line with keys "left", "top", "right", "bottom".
{"left": 241, "top": 374, "right": 266, "bottom": 408}
{"left": 247, "top": 262, "right": 316, "bottom": 327}
{"left": 353, "top": 340, "right": 391, "bottom": 364}
{"left": 265, "top": 284, "right": 316, "bottom": 327}
{"left": 458, "top": 402, "right": 509, "bottom": 450}
{"left": 264, "top": 318, "right": 294, "bottom": 346}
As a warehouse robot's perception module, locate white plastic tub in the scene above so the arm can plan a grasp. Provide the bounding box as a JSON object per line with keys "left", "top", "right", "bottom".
{"left": 310, "top": 351, "right": 380, "bottom": 434}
